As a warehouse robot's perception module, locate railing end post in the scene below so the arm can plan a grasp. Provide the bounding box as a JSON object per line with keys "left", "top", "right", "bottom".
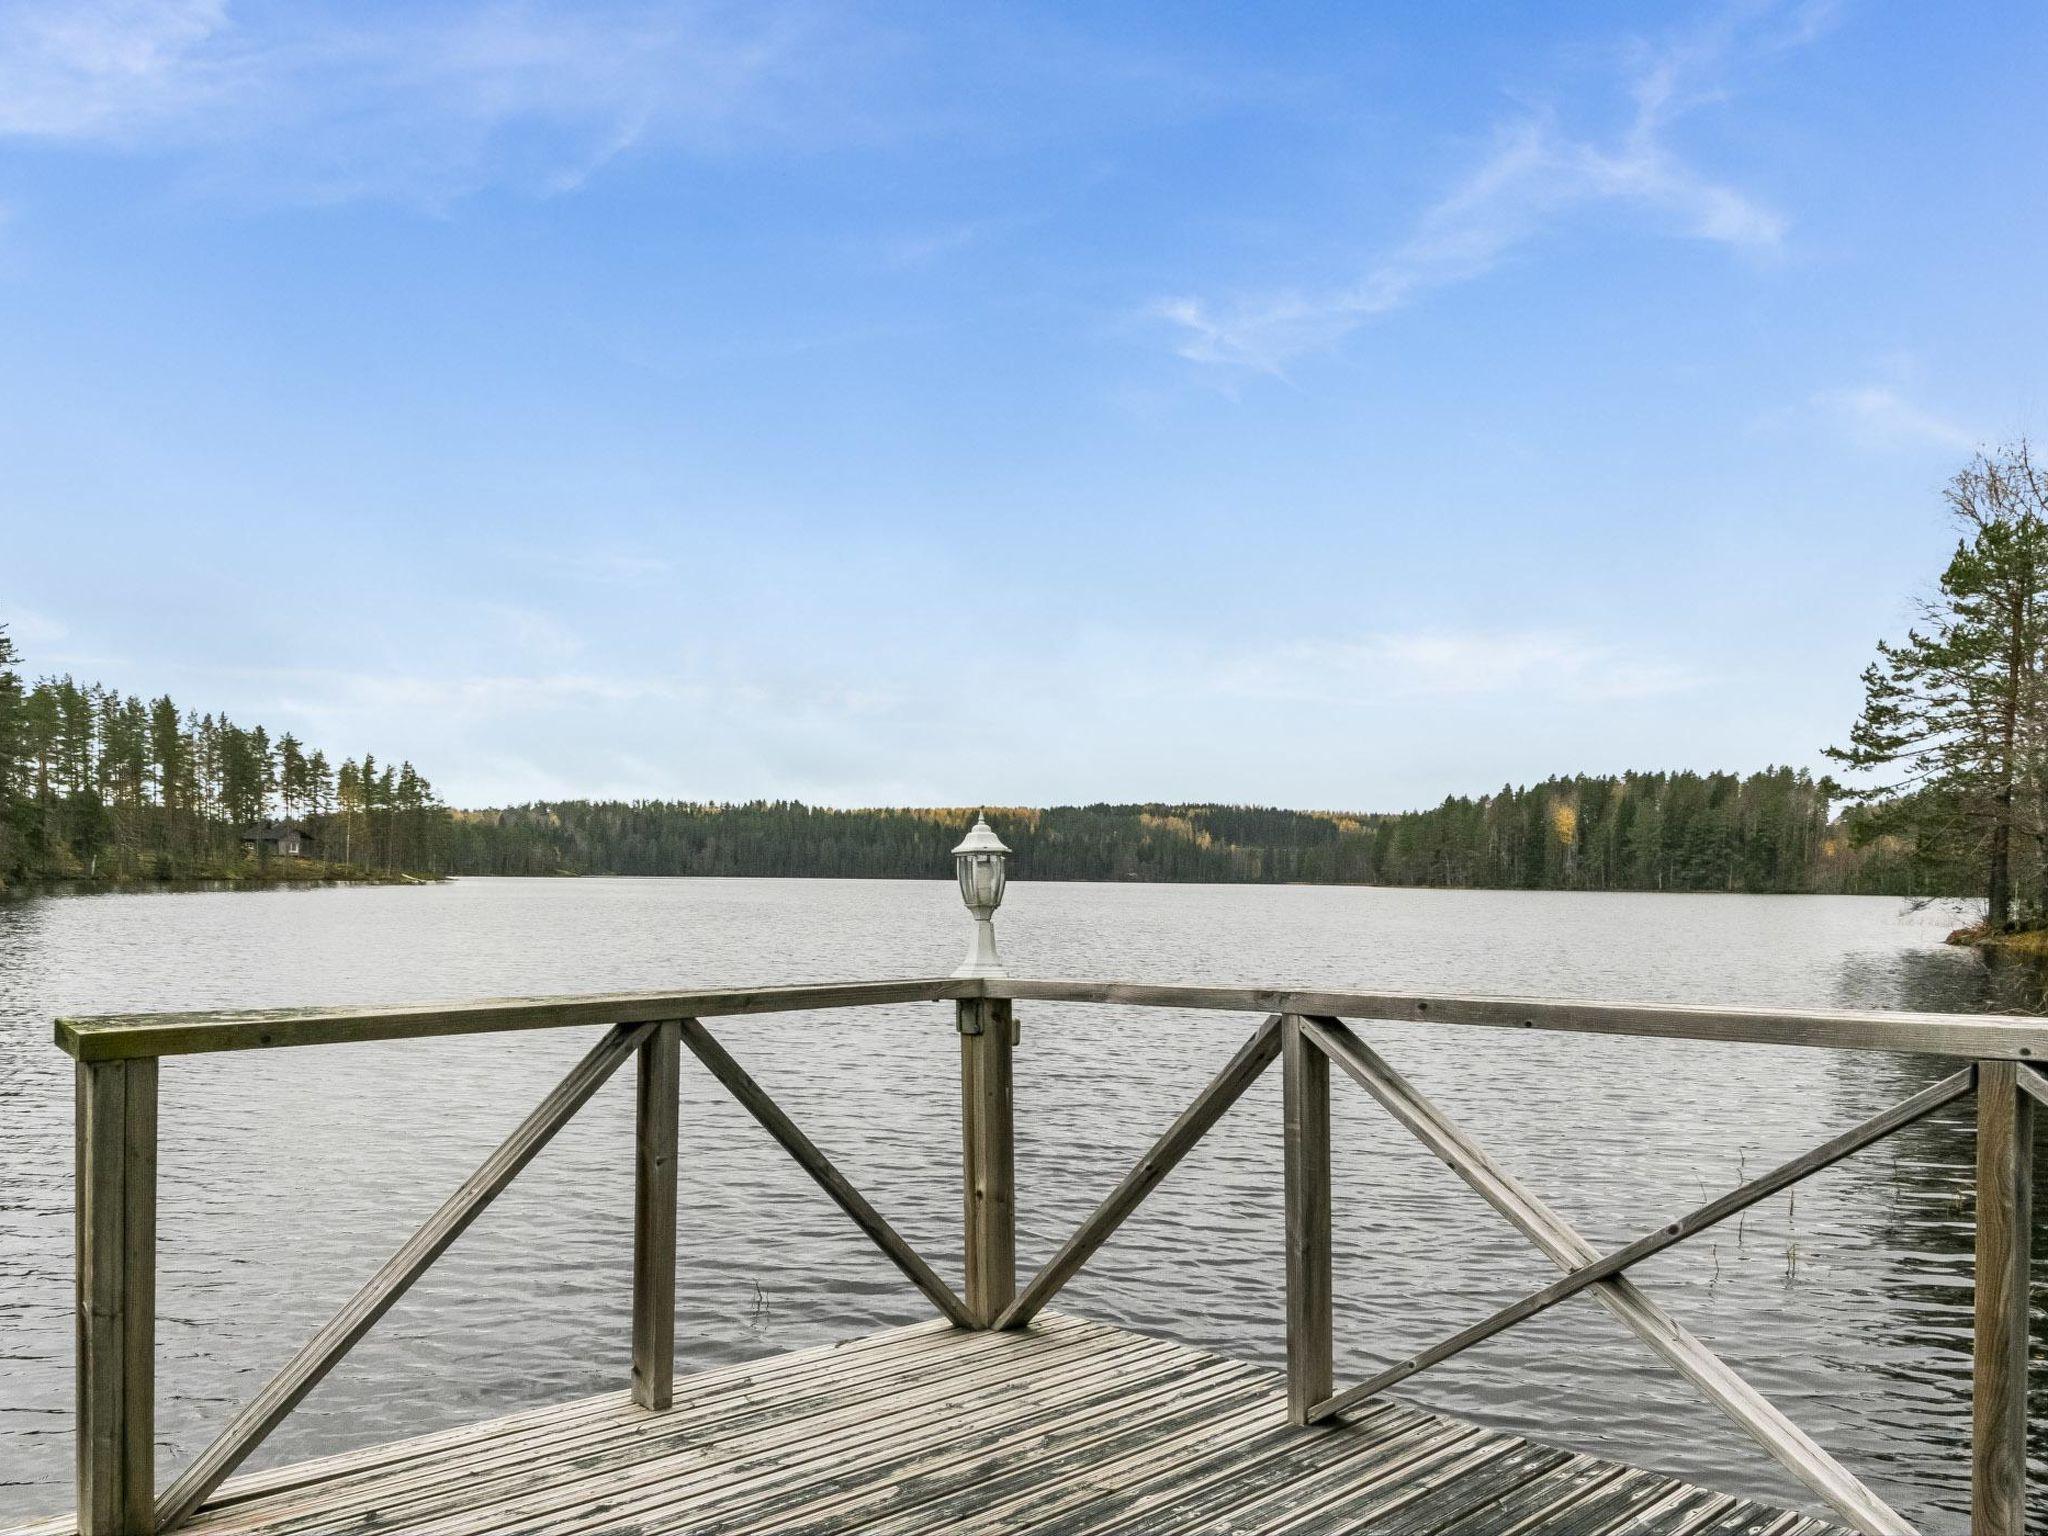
{"left": 959, "top": 996, "right": 1016, "bottom": 1327}
{"left": 76, "top": 1055, "right": 157, "bottom": 1536}
{"left": 631, "top": 1020, "right": 682, "bottom": 1411}
{"left": 1281, "top": 1015, "right": 1333, "bottom": 1426}
{"left": 1974, "top": 1058, "right": 2033, "bottom": 1536}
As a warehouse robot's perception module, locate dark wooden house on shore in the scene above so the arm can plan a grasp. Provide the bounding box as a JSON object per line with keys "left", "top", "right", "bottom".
{"left": 237, "top": 821, "right": 318, "bottom": 859}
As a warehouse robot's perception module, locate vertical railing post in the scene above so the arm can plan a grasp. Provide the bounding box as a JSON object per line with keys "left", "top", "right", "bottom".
{"left": 1282, "top": 1014, "right": 1332, "bottom": 1425}
{"left": 76, "top": 1057, "right": 157, "bottom": 1536}
{"left": 1975, "top": 1059, "right": 2033, "bottom": 1535}
{"left": 959, "top": 996, "right": 1016, "bottom": 1327}
{"left": 632, "top": 1020, "right": 682, "bottom": 1411}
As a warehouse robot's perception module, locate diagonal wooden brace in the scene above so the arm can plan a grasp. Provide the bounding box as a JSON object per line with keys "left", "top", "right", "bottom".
{"left": 680, "top": 1020, "right": 977, "bottom": 1330}
{"left": 1300, "top": 1017, "right": 1916, "bottom": 1536}
{"left": 157, "top": 1021, "right": 657, "bottom": 1533}
{"left": 997, "top": 1016, "right": 1282, "bottom": 1331}
{"left": 1321, "top": 1064, "right": 1974, "bottom": 1414}
{"left": 2010, "top": 1061, "right": 2048, "bottom": 1113}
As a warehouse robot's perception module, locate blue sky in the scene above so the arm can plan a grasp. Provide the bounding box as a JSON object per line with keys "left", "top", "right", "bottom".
{"left": 1, "top": 0, "right": 2042, "bottom": 810}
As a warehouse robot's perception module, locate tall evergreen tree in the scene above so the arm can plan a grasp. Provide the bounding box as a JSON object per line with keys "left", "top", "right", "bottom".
{"left": 277, "top": 733, "right": 308, "bottom": 819}
{"left": 0, "top": 625, "right": 22, "bottom": 876}
{"left": 1828, "top": 441, "right": 2048, "bottom": 925}
{"left": 0, "top": 625, "right": 449, "bottom": 885}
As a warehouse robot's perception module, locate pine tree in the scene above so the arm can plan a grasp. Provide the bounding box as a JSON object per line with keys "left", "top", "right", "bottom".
{"left": 275, "top": 734, "right": 299, "bottom": 819}
{"left": 308, "top": 750, "right": 334, "bottom": 824}
{"left": 1828, "top": 442, "right": 2048, "bottom": 925}
{"left": 337, "top": 757, "right": 362, "bottom": 865}
{"left": 0, "top": 626, "right": 22, "bottom": 879}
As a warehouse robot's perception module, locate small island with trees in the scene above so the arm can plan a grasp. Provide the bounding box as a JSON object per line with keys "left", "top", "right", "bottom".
{"left": 0, "top": 632, "right": 446, "bottom": 890}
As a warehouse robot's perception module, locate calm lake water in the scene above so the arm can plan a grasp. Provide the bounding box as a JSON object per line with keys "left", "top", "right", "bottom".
{"left": 2, "top": 878, "right": 2044, "bottom": 1532}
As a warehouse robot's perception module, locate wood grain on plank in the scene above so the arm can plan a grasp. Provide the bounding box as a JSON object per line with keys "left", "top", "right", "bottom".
{"left": 190, "top": 1322, "right": 1109, "bottom": 1536}
{"left": 32, "top": 1313, "right": 1856, "bottom": 1536}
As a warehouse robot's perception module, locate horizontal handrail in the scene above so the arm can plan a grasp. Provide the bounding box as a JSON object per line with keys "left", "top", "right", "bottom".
{"left": 54, "top": 978, "right": 975, "bottom": 1059}
{"left": 988, "top": 978, "right": 2048, "bottom": 1059}
{"left": 56, "top": 973, "right": 2048, "bottom": 1060}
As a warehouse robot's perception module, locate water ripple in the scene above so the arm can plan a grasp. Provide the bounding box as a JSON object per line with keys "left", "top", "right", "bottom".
{"left": 0, "top": 880, "right": 2038, "bottom": 1532}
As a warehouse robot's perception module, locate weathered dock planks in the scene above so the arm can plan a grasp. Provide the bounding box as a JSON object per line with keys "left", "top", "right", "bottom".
{"left": 13, "top": 1316, "right": 1855, "bottom": 1536}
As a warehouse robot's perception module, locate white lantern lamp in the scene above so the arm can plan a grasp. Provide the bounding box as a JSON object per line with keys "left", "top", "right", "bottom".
{"left": 951, "top": 814, "right": 1011, "bottom": 978}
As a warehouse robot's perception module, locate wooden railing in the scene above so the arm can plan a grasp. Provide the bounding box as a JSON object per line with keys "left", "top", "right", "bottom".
{"left": 55, "top": 976, "right": 2048, "bottom": 1536}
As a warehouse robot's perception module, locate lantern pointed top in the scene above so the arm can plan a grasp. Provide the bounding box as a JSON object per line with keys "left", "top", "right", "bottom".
{"left": 952, "top": 815, "right": 1010, "bottom": 856}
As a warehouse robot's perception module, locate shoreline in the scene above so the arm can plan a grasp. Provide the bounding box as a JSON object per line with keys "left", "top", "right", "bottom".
{"left": 2, "top": 865, "right": 447, "bottom": 898}
{"left": 0, "top": 867, "right": 1986, "bottom": 906}
{"left": 1947, "top": 921, "right": 2048, "bottom": 955}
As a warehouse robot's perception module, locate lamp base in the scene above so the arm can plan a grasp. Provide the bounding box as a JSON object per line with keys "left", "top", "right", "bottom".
{"left": 953, "top": 916, "right": 1007, "bottom": 979}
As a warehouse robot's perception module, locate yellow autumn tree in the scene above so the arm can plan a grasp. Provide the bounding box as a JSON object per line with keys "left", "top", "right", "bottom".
{"left": 1549, "top": 800, "right": 1578, "bottom": 846}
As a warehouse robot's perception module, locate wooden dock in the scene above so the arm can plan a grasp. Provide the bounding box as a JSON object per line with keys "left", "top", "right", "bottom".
{"left": 16, "top": 1315, "right": 1849, "bottom": 1536}
{"left": 36, "top": 962, "right": 2048, "bottom": 1535}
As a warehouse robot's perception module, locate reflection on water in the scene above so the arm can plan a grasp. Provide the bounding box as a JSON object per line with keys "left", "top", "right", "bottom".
{"left": 1843, "top": 938, "right": 2048, "bottom": 1016}
{"left": 0, "top": 880, "right": 2042, "bottom": 1533}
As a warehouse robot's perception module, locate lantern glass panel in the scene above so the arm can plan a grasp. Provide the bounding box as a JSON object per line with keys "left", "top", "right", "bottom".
{"left": 958, "top": 852, "right": 1004, "bottom": 909}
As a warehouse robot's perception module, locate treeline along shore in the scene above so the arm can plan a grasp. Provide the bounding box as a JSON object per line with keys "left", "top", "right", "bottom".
{"left": 0, "top": 620, "right": 1961, "bottom": 899}
{"left": 444, "top": 773, "right": 1922, "bottom": 894}
{"left": 0, "top": 627, "right": 443, "bottom": 888}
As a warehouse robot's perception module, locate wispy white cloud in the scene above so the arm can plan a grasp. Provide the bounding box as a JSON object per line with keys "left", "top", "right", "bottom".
{"left": 876, "top": 218, "right": 1000, "bottom": 270}
{"left": 1089, "top": 627, "right": 1699, "bottom": 708}
{"left": 0, "top": 0, "right": 857, "bottom": 205}
{"left": 565, "top": 549, "right": 677, "bottom": 586}
{"left": 1812, "top": 384, "right": 1978, "bottom": 453}
{"left": 1213, "top": 630, "right": 1698, "bottom": 705}
{"left": 309, "top": 668, "right": 696, "bottom": 714}
{"left": 476, "top": 603, "right": 587, "bottom": 662}
{"left": 0, "top": 0, "right": 233, "bottom": 140}
{"left": 1158, "top": 1, "right": 1824, "bottom": 373}
{"left": 247, "top": 655, "right": 913, "bottom": 726}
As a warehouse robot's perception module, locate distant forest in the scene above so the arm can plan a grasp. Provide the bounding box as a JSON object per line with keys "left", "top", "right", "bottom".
{"left": 443, "top": 772, "right": 1928, "bottom": 894}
